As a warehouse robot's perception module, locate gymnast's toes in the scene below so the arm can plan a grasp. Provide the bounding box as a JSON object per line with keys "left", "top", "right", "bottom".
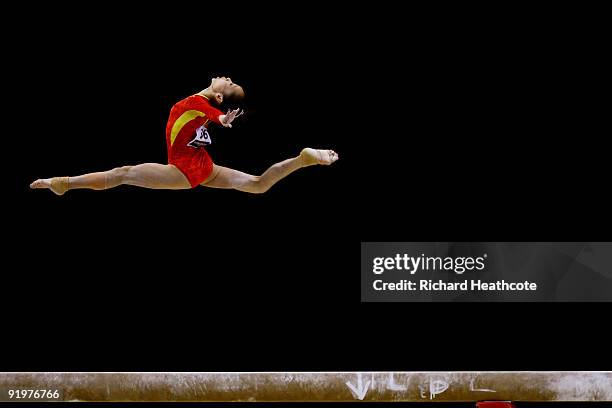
{"left": 327, "top": 150, "right": 339, "bottom": 164}
{"left": 300, "top": 148, "right": 339, "bottom": 166}
{"left": 30, "top": 179, "right": 50, "bottom": 189}
{"left": 317, "top": 149, "right": 339, "bottom": 165}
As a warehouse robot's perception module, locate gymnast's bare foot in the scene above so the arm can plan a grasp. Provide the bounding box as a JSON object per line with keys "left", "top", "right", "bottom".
{"left": 300, "top": 148, "right": 339, "bottom": 166}
{"left": 30, "top": 177, "right": 69, "bottom": 195}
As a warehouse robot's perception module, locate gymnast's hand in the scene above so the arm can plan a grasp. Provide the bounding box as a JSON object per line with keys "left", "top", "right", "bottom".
{"left": 220, "top": 108, "right": 244, "bottom": 128}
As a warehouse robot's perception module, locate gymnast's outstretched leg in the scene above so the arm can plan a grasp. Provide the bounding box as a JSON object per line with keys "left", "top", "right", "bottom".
{"left": 201, "top": 148, "right": 339, "bottom": 193}
{"left": 30, "top": 163, "right": 191, "bottom": 195}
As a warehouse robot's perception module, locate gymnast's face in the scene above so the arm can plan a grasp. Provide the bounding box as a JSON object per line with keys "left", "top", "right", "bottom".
{"left": 211, "top": 76, "right": 244, "bottom": 105}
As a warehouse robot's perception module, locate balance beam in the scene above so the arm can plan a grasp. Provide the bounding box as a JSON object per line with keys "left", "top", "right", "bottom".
{"left": 1, "top": 371, "right": 611, "bottom": 402}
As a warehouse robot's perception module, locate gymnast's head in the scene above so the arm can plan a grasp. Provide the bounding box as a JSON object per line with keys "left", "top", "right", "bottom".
{"left": 210, "top": 76, "right": 245, "bottom": 106}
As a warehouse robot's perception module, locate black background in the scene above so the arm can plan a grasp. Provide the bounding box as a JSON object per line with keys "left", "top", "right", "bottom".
{"left": 3, "top": 1, "right": 610, "bottom": 386}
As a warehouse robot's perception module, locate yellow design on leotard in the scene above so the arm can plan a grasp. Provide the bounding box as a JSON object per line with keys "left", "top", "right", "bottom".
{"left": 170, "top": 110, "right": 207, "bottom": 146}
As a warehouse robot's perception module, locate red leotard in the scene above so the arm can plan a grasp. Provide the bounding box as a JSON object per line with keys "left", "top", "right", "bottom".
{"left": 165, "top": 94, "right": 223, "bottom": 187}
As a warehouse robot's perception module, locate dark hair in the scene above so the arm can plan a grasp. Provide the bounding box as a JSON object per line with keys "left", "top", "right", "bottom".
{"left": 224, "top": 87, "right": 245, "bottom": 106}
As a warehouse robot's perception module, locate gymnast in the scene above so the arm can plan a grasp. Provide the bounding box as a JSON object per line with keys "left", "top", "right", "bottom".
{"left": 30, "top": 76, "right": 338, "bottom": 195}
